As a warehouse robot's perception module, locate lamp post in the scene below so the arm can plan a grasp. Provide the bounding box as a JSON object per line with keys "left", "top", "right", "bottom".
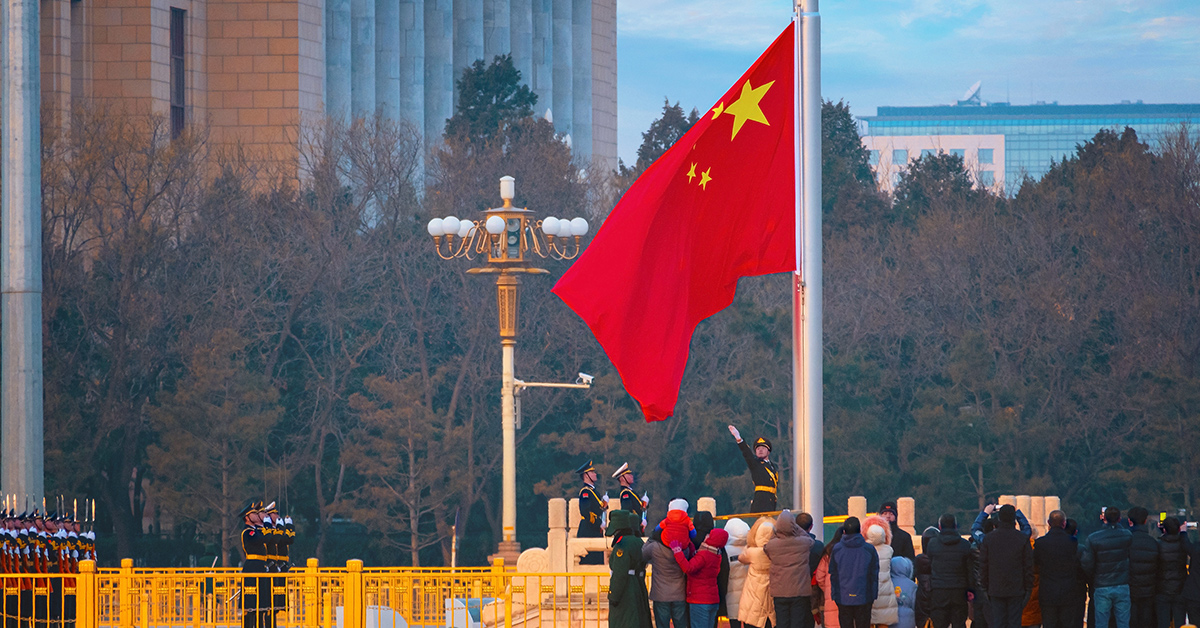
{"left": 427, "top": 175, "right": 589, "bottom": 563}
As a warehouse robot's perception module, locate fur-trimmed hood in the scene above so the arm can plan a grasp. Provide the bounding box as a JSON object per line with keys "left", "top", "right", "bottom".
{"left": 864, "top": 514, "right": 892, "bottom": 546}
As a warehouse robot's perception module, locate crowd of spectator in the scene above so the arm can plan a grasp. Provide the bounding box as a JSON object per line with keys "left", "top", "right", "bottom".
{"left": 608, "top": 499, "right": 1200, "bottom": 628}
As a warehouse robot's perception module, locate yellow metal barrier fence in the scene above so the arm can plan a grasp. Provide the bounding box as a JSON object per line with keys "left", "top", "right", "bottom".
{"left": 5, "top": 559, "right": 614, "bottom": 628}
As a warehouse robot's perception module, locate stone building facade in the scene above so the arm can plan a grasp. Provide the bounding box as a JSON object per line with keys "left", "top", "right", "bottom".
{"left": 40, "top": 0, "right": 617, "bottom": 169}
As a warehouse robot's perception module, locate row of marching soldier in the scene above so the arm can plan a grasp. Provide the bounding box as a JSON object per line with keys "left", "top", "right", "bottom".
{"left": 0, "top": 506, "right": 98, "bottom": 628}
{"left": 238, "top": 500, "right": 295, "bottom": 628}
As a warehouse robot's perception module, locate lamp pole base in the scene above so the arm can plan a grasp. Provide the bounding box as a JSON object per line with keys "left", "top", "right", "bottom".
{"left": 489, "top": 541, "right": 522, "bottom": 568}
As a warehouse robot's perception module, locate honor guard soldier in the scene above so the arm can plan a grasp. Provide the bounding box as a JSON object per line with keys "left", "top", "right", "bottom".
{"left": 239, "top": 501, "right": 270, "bottom": 628}
{"left": 575, "top": 460, "right": 607, "bottom": 565}
{"left": 606, "top": 510, "right": 651, "bottom": 628}
{"left": 263, "top": 503, "right": 286, "bottom": 626}
{"left": 612, "top": 464, "right": 649, "bottom": 535}
{"left": 727, "top": 425, "right": 779, "bottom": 513}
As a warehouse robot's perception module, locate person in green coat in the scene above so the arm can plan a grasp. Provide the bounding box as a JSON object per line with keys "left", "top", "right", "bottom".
{"left": 609, "top": 510, "right": 653, "bottom": 628}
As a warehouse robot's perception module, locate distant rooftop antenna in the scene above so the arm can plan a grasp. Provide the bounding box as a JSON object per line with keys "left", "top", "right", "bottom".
{"left": 958, "top": 81, "right": 982, "bottom": 106}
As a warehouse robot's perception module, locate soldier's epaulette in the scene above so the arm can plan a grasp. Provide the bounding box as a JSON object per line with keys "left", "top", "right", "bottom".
{"left": 580, "top": 487, "right": 600, "bottom": 502}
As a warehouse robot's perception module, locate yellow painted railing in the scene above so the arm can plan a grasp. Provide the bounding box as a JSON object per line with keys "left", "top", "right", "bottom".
{"left": 3, "top": 559, "right": 613, "bottom": 628}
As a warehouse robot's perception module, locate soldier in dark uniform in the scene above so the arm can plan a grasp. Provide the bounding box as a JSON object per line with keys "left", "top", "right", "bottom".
{"left": 239, "top": 501, "right": 269, "bottom": 628}
{"left": 575, "top": 460, "right": 607, "bottom": 565}
{"left": 612, "top": 463, "right": 648, "bottom": 535}
{"left": 606, "top": 510, "right": 651, "bottom": 628}
{"left": 264, "top": 503, "right": 285, "bottom": 628}
{"left": 727, "top": 425, "right": 779, "bottom": 513}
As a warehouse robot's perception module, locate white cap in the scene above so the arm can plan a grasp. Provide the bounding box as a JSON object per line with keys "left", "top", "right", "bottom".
{"left": 611, "top": 462, "right": 630, "bottom": 479}
{"left": 668, "top": 498, "right": 688, "bottom": 513}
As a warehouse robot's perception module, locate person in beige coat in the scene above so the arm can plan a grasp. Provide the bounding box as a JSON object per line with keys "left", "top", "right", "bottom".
{"left": 724, "top": 518, "right": 751, "bottom": 628}
{"left": 864, "top": 515, "right": 899, "bottom": 627}
{"left": 738, "top": 517, "right": 777, "bottom": 628}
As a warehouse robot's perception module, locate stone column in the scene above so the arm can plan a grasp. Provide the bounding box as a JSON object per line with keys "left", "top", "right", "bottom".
{"left": 530, "top": 0, "right": 552, "bottom": 116}
{"left": 589, "top": 0, "right": 617, "bottom": 169}
{"left": 1044, "top": 496, "right": 1061, "bottom": 516}
{"left": 568, "top": 497, "right": 580, "bottom": 538}
{"left": 1, "top": 0, "right": 46, "bottom": 508}
{"left": 424, "top": 0, "right": 453, "bottom": 144}
{"left": 326, "top": 0, "right": 353, "bottom": 120}
{"left": 1030, "top": 496, "right": 1046, "bottom": 537}
{"left": 550, "top": 0, "right": 571, "bottom": 136}
{"left": 698, "top": 497, "right": 716, "bottom": 518}
{"left": 509, "top": 0, "right": 532, "bottom": 85}
{"left": 452, "top": 0, "right": 483, "bottom": 107}
{"left": 547, "top": 498, "right": 568, "bottom": 572}
{"left": 848, "top": 496, "right": 867, "bottom": 521}
{"left": 999, "top": 495, "right": 1016, "bottom": 508}
{"left": 1016, "top": 495, "right": 1032, "bottom": 521}
{"left": 351, "top": 0, "right": 376, "bottom": 118}
{"left": 898, "top": 497, "right": 916, "bottom": 537}
{"left": 376, "top": 0, "right": 401, "bottom": 118}
{"left": 483, "top": 0, "right": 510, "bottom": 64}
{"left": 398, "top": 0, "right": 425, "bottom": 139}
{"left": 569, "top": 0, "right": 591, "bottom": 158}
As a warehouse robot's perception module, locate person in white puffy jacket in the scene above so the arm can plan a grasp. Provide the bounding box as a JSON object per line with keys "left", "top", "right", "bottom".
{"left": 863, "top": 514, "right": 899, "bottom": 626}
{"left": 737, "top": 518, "right": 777, "bottom": 628}
{"left": 725, "top": 518, "right": 751, "bottom": 628}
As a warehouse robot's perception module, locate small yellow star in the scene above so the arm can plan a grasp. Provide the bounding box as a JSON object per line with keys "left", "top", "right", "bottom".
{"left": 699, "top": 168, "right": 712, "bottom": 190}
{"left": 687, "top": 163, "right": 697, "bottom": 183}
{"left": 711, "top": 102, "right": 725, "bottom": 119}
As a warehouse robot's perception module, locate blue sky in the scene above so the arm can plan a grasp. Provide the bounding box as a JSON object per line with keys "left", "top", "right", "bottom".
{"left": 615, "top": 0, "right": 1200, "bottom": 164}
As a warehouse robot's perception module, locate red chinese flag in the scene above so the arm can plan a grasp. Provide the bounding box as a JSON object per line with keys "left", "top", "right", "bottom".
{"left": 553, "top": 24, "right": 796, "bottom": 421}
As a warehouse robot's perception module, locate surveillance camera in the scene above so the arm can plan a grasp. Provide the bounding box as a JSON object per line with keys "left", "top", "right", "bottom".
{"left": 577, "top": 372, "right": 594, "bottom": 385}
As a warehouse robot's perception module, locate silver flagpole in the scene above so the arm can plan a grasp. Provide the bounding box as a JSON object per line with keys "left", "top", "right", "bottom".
{"left": 792, "top": 0, "right": 823, "bottom": 538}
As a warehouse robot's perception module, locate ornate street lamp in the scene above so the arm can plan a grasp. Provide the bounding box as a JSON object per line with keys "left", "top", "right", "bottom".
{"left": 427, "top": 175, "right": 589, "bottom": 562}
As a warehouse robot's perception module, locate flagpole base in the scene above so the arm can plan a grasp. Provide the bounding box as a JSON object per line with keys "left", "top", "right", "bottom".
{"left": 489, "top": 541, "right": 522, "bottom": 567}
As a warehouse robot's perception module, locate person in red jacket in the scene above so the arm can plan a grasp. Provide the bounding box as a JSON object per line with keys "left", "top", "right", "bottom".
{"left": 671, "top": 528, "right": 730, "bottom": 628}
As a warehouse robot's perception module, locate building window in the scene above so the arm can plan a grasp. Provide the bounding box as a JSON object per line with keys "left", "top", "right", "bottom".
{"left": 869, "top": 150, "right": 879, "bottom": 165}
{"left": 921, "top": 149, "right": 936, "bottom": 158}
{"left": 979, "top": 170, "right": 995, "bottom": 187}
{"left": 950, "top": 149, "right": 965, "bottom": 159}
{"left": 170, "top": 8, "right": 186, "bottom": 138}
{"left": 892, "top": 149, "right": 908, "bottom": 165}
{"left": 978, "top": 148, "right": 994, "bottom": 164}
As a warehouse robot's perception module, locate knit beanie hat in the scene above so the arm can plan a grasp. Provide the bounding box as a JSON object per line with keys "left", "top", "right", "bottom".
{"left": 705, "top": 528, "right": 729, "bottom": 547}
{"left": 668, "top": 498, "right": 688, "bottom": 513}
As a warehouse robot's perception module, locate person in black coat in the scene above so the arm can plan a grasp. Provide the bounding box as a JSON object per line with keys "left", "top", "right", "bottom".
{"left": 925, "top": 514, "right": 974, "bottom": 628}
{"left": 915, "top": 526, "right": 938, "bottom": 628}
{"left": 980, "top": 505, "right": 1033, "bottom": 628}
{"left": 879, "top": 502, "right": 916, "bottom": 560}
{"left": 1081, "top": 507, "right": 1133, "bottom": 628}
{"left": 1126, "top": 508, "right": 1158, "bottom": 628}
{"left": 1180, "top": 522, "right": 1200, "bottom": 626}
{"left": 1034, "top": 510, "right": 1082, "bottom": 628}
{"left": 1155, "top": 517, "right": 1187, "bottom": 628}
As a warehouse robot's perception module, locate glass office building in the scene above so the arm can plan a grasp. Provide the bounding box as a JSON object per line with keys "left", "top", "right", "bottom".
{"left": 862, "top": 102, "right": 1200, "bottom": 190}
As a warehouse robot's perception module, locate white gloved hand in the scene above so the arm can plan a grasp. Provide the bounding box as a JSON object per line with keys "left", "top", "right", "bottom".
{"left": 642, "top": 492, "right": 650, "bottom": 504}
{"left": 602, "top": 492, "right": 610, "bottom": 504}
{"left": 728, "top": 425, "right": 742, "bottom": 442}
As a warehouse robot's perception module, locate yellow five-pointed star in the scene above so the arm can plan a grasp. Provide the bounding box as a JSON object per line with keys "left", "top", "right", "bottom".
{"left": 723, "top": 79, "right": 775, "bottom": 140}
{"left": 687, "top": 162, "right": 697, "bottom": 183}
{"left": 699, "top": 168, "right": 712, "bottom": 190}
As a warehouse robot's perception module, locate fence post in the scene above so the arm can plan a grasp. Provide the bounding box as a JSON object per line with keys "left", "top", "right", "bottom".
{"left": 119, "top": 558, "right": 134, "bottom": 628}
{"left": 77, "top": 560, "right": 97, "bottom": 628}
{"left": 305, "top": 558, "right": 319, "bottom": 628}
{"left": 492, "top": 558, "right": 511, "bottom": 628}
{"left": 345, "top": 559, "right": 364, "bottom": 628}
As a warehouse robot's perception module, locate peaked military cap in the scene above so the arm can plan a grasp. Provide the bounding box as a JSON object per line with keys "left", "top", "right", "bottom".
{"left": 611, "top": 462, "right": 632, "bottom": 479}
{"left": 238, "top": 500, "right": 259, "bottom": 519}
{"left": 754, "top": 436, "right": 773, "bottom": 452}
{"left": 574, "top": 460, "right": 595, "bottom": 475}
